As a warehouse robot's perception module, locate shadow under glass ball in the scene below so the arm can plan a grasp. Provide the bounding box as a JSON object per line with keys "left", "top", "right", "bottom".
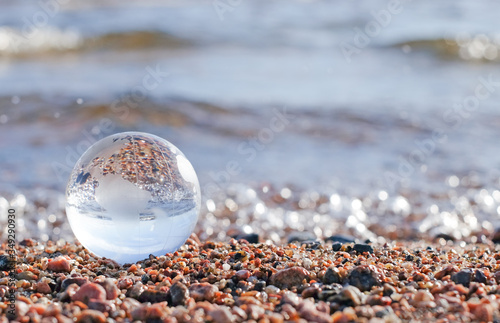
{"left": 66, "top": 132, "right": 200, "bottom": 263}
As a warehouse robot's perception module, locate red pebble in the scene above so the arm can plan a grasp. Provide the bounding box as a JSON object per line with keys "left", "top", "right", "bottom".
{"left": 236, "top": 270, "right": 251, "bottom": 281}
{"left": 76, "top": 309, "right": 106, "bottom": 323}
{"left": 35, "top": 281, "right": 52, "bottom": 294}
{"left": 72, "top": 283, "right": 107, "bottom": 304}
{"left": 47, "top": 256, "right": 71, "bottom": 273}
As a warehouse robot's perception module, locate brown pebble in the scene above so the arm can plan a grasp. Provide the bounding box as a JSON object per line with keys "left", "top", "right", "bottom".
{"left": 298, "top": 300, "right": 332, "bottom": 323}
{"left": 87, "top": 300, "right": 112, "bottom": 313}
{"left": 59, "top": 283, "right": 80, "bottom": 302}
{"left": 302, "top": 286, "right": 320, "bottom": 299}
{"left": 72, "top": 283, "right": 107, "bottom": 304}
{"left": 235, "top": 269, "right": 251, "bottom": 280}
{"left": 209, "top": 306, "right": 235, "bottom": 323}
{"left": 189, "top": 283, "right": 218, "bottom": 302}
{"left": 413, "top": 290, "right": 434, "bottom": 303}
{"left": 76, "top": 309, "right": 106, "bottom": 323}
{"left": 282, "top": 291, "right": 300, "bottom": 307}
{"left": 47, "top": 256, "right": 71, "bottom": 273}
{"left": 97, "top": 278, "right": 119, "bottom": 300}
{"left": 15, "top": 301, "right": 30, "bottom": 319}
{"left": 131, "top": 304, "right": 149, "bottom": 321}
{"left": 473, "top": 303, "right": 493, "bottom": 322}
{"left": 270, "top": 267, "right": 310, "bottom": 289}
{"left": 36, "top": 281, "right": 52, "bottom": 294}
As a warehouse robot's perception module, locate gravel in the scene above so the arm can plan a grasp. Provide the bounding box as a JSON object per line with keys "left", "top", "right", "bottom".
{"left": 2, "top": 237, "right": 500, "bottom": 322}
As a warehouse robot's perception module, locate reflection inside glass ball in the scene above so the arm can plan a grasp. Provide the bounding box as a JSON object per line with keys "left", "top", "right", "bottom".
{"left": 66, "top": 132, "right": 200, "bottom": 263}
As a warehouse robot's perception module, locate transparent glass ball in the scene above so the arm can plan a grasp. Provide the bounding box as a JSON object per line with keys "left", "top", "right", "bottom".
{"left": 66, "top": 132, "right": 200, "bottom": 264}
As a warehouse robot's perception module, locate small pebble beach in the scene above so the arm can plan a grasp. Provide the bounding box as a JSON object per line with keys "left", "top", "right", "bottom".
{"left": 2, "top": 236, "right": 500, "bottom": 322}
{"left": 3, "top": 2, "right": 500, "bottom": 322}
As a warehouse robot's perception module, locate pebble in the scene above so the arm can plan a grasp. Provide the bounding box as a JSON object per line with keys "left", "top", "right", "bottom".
{"left": 72, "top": 283, "right": 107, "bottom": 303}
{"left": 331, "top": 285, "right": 364, "bottom": 306}
{"left": 323, "top": 266, "right": 342, "bottom": 284}
{"left": 235, "top": 269, "right": 251, "bottom": 280}
{"left": 15, "top": 301, "right": 30, "bottom": 319}
{"left": 61, "top": 277, "right": 88, "bottom": 292}
{"left": 126, "top": 282, "right": 144, "bottom": 299}
{"left": 0, "top": 255, "right": 11, "bottom": 271}
{"left": 47, "top": 256, "right": 71, "bottom": 272}
{"left": 270, "top": 267, "right": 309, "bottom": 289}
{"left": 137, "top": 290, "right": 169, "bottom": 303}
{"left": 76, "top": 309, "right": 106, "bottom": 323}
{"left": 347, "top": 265, "right": 384, "bottom": 292}
{"left": 473, "top": 303, "right": 494, "bottom": 322}
{"left": 209, "top": 306, "right": 235, "bottom": 323}
{"left": 235, "top": 233, "right": 259, "bottom": 244}
{"left": 265, "top": 285, "right": 280, "bottom": 295}
{"left": 331, "top": 242, "right": 343, "bottom": 252}
{"left": 59, "top": 283, "right": 79, "bottom": 302}
{"left": 451, "top": 269, "right": 473, "bottom": 287}
{"left": 97, "top": 278, "right": 119, "bottom": 300}
{"left": 297, "top": 299, "right": 332, "bottom": 323}
{"left": 353, "top": 243, "right": 374, "bottom": 253}
{"left": 168, "top": 281, "right": 189, "bottom": 306}
{"left": 189, "top": 283, "right": 218, "bottom": 302}
{"left": 87, "top": 300, "right": 112, "bottom": 313}
{"left": 282, "top": 291, "right": 300, "bottom": 307}
{"left": 35, "top": 281, "right": 52, "bottom": 294}
{"left": 302, "top": 286, "right": 320, "bottom": 299}
{"left": 16, "top": 271, "right": 36, "bottom": 281}
{"left": 474, "top": 269, "right": 487, "bottom": 284}
{"left": 413, "top": 290, "right": 434, "bottom": 303}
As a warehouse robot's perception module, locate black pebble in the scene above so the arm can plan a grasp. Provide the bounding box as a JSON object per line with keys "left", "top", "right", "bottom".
{"left": 235, "top": 233, "right": 259, "bottom": 244}
{"left": 141, "top": 274, "right": 151, "bottom": 284}
{"left": 353, "top": 244, "right": 374, "bottom": 253}
{"left": 301, "top": 240, "right": 321, "bottom": 250}
{"left": 167, "top": 282, "right": 189, "bottom": 306}
{"left": 347, "top": 266, "right": 382, "bottom": 292}
{"left": 332, "top": 242, "right": 343, "bottom": 252}
{"left": 451, "top": 269, "right": 473, "bottom": 287}
{"left": 0, "top": 255, "right": 13, "bottom": 271}
{"left": 323, "top": 267, "right": 342, "bottom": 284}
{"left": 474, "top": 270, "right": 487, "bottom": 284}
{"left": 137, "top": 290, "right": 169, "bottom": 303}
{"left": 254, "top": 280, "right": 266, "bottom": 291}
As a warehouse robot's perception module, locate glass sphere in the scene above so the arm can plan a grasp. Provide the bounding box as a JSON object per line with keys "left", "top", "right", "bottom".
{"left": 66, "top": 132, "right": 200, "bottom": 263}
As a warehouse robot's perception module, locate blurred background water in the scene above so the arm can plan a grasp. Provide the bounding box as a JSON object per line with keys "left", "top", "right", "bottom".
{"left": 2, "top": 0, "right": 500, "bottom": 244}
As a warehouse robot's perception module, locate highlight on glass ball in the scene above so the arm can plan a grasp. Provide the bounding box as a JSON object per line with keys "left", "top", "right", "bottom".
{"left": 65, "top": 132, "right": 200, "bottom": 264}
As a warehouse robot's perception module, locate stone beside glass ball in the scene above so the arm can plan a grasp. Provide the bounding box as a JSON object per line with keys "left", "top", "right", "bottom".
{"left": 65, "top": 132, "right": 200, "bottom": 263}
